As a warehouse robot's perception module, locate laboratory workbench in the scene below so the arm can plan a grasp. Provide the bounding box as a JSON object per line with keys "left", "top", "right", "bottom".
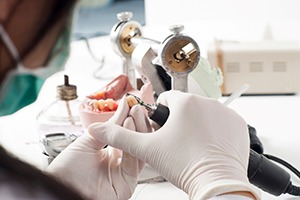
{"left": 0, "top": 35, "right": 300, "bottom": 200}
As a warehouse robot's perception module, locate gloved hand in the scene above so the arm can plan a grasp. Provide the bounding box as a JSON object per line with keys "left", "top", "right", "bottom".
{"left": 89, "top": 90, "right": 260, "bottom": 200}
{"left": 46, "top": 95, "right": 152, "bottom": 200}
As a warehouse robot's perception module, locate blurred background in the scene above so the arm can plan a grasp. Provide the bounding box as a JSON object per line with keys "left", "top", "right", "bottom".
{"left": 72, "top": 0, "right": 145, "bottom": 40}
{"left": 72, "top": 0, "right": 300, "bottom": 54}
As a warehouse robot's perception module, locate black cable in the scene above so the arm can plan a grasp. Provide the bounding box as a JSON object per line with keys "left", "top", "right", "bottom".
{"left": 285, "top": 183, "right": 300, "bottom": 196}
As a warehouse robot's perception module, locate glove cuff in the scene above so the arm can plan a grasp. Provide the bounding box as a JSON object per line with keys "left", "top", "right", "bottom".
{"left": 190, "top": 180, "right": 261, "bottom": 200}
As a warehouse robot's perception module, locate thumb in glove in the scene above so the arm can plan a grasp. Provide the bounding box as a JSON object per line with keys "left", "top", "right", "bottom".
{"left": 89, "top": 90, "right": 260, "bottom": 200}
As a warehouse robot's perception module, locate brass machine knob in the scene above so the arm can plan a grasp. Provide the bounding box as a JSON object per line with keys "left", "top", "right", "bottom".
{"left": 111, "top": 12, "right": 142, "bottom": 57}
{"left": 160, "top": 25, "right": 200, "bottom": 75}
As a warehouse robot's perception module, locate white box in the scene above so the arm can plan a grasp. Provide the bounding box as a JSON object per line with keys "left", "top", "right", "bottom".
{"left": 207, "top": 40, "right": 300, "bottom": 95}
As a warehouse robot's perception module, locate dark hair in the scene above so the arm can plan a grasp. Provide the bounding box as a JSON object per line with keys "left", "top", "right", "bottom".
{"left": 20, "top": 0, "right": 78, "bottom": 61}
{"left": 0, "top": 145, "right": 87, "bottom": 200}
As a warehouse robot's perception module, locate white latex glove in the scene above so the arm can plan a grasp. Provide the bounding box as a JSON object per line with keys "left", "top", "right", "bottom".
{"left": 88, "top": 90, "right": 261, "bottom": 200}
{"left": 46, "top": 96, "right": 152, "bottom": 200}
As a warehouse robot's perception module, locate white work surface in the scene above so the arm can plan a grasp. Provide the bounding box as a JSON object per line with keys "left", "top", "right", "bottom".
{"left": 1, "top": 35, "right": 300, "bottom": 200}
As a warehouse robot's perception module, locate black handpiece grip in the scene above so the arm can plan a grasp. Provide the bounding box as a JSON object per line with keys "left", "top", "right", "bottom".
{"left": 248, "top": 125, "right": 264, "bottom": 154}
{"left": 248, "top": 149, "right": 291, "bottom": 196}
{"left": 155, "top": 64, "right": 171, "bottom": 91}
{"left": 150, "top": 103, "right": 170, "bottom": 127}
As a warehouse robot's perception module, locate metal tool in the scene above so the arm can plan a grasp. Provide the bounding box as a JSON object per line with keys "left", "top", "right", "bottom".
{"left": 40, "top": 133, "right": 77, "bottom": 163}
{"left": 126, "top": 93, "right": 169, "bottom": 127}
{"left": 158, "top": 24, "right": 200, "bottom": 92}
{"left": 111, "top": 12, "right": 200, "bottom": 95}
{"left": 110, "top": 11, "right": 143, "bottom": 88}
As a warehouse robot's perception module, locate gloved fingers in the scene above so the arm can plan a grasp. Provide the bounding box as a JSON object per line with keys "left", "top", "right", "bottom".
{"left": 120, "top": 116, "right": 144, "bottom": 177}
{"left": 156, "top": 90, "right": 250, "bottom": 159}
{"left": 139, "top": 82, "right": 155, "bottom": 104}
{"left": 152, "top": 90, "right": 187, "bottom": 131}
{"left": 88, "top": 123, "right": 149, "bottom": 162}
{"left": 67, "top": 132, "right": 107, "bottom": 152}
{"left": 46, "top": 133, "right": 109, "bottom": 178}
{"left": 156, "top": 90, "right": 183, "bottom": 108}
{"left": 156, "top": 90, "right": 227, "bottom": 128}
{"left": 123, "top": 116, "right": 136, "bottom": 131}
{"left": 108, "top": 95, "right": 130, "bottom": 125}
{"left": 157, "top": 90, "right": 240, "bottom": 118}
{"left": 110, "top": 145, "right": 123, "bottom": 158}
{"left": 157, "top": 90, "right": 212, "bottom": 109}
{"left": 128, "top": 105, "right": 152, "bottom": 170}
{"left": 128, "top": 105, "right": 152, "bottom": 133}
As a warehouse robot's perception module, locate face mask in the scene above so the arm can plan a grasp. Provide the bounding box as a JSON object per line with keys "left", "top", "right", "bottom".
{"left": 0, "top": 23, "right": 72, "bottom": 116}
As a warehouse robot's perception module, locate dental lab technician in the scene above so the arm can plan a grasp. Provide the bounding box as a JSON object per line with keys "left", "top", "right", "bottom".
{"left": 0, "top": 0, "right": 78, "bottom": 116}
{"left": 0, "top": 90, "right": 260, "bottom": 199}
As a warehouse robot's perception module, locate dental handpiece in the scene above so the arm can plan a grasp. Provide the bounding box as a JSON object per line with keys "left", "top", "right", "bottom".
{"left": 126, "top": 94, "right": 169, "bottom": 127}
{"left": 126, "top": 93, "right": 296, "bottom": 196}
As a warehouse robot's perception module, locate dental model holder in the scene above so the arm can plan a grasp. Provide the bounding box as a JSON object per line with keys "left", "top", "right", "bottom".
{"left": 110, "top": 12, "right": 200, "bottom": 95}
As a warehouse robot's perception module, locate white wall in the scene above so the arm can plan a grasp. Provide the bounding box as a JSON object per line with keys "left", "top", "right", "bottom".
{"left": 144, "top": 0, "right": 300, "bottom": 56}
